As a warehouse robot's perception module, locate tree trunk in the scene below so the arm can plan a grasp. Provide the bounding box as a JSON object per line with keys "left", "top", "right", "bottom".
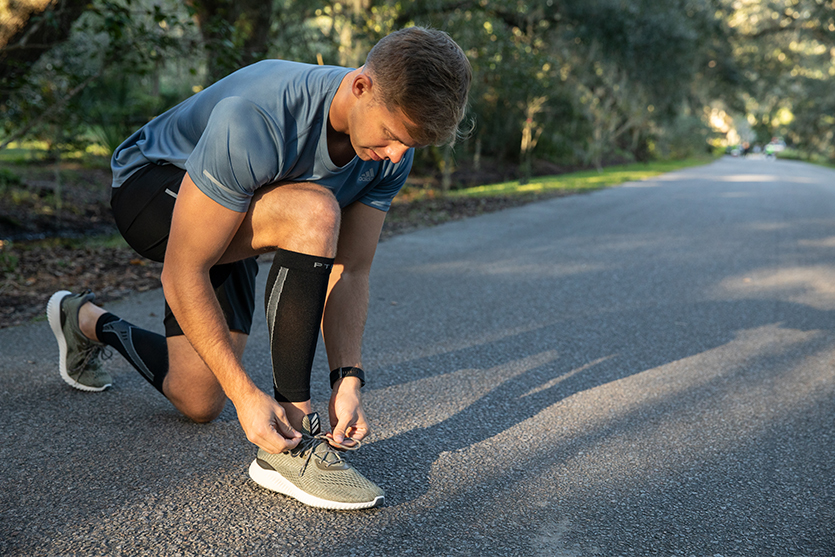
{"left": 473, "top": 135, "right": 482, "bottom": 172}
{"left": 440, "top": 144, "right": 454, "bottom": 193}
{"left": 0, "top": 0, "right": 89, "bottom": 85}
{"left": 519, "top": 97, "right": 546, "bottom": 185}
{"left": 337, "top": 0, "right": 371, "bottom": 67}
{"left": 51, "top": 125, "right": 63, "bottom": 222}
{"left": 187, "top": 0, "right": 274, "bottom": 83}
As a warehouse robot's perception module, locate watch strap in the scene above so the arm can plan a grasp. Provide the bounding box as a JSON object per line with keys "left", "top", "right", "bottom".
{"left": 330, "top": 366, "right": 366, "bottom": 389}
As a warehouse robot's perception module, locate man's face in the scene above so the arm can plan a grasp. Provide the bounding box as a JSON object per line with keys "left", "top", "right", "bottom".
{"left": 348, "top": 93, "right": 421, "bottom": 164}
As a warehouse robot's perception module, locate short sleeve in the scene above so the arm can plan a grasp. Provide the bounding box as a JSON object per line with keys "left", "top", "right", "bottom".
{"left": 358, "top": 149, "right": 414, "bottom": 212}
{"left": 185, "top": 96, "right": 284, "bottom": 212}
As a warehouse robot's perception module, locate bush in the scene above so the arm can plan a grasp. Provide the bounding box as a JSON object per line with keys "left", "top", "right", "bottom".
{"left": 0, "top": 167, "right": 23, "bottom": 188}
{"left": 651, "top": 114, "right": 715, "bottom": 160}
{"left": 775, "top": 148, "right": 805, "bottom": 161}
{"left": 0, "top": 240, "right": 19, "bottom": 274}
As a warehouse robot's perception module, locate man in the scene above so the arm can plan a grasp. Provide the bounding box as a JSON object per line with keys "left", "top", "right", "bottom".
{"left": 46, "top": 27, "right": 471, "bottom": 510}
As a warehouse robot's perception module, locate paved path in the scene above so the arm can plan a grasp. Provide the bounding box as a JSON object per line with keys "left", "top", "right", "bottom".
{"left": 2, "top": 157, "right": 834, "bottom": 556}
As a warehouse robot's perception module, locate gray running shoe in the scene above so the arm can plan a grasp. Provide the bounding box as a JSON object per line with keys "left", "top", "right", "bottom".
{"left": 248, "top": 412, "right": 384, "bottom": 510}
{"left": 47, "top": 290, "right": 112, "bottom": 392}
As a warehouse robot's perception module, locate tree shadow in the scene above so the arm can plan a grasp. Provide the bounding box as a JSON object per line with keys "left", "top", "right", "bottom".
{"left": 351, "top": 295, "right": 835, "bottom": 508}
{"left": 331, "top": 297, "right": 835, "bottom": 556}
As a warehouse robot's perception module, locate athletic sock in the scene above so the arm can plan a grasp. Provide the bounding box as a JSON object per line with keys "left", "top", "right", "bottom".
{"left": 265, "top": 249, "right": 334, "bottom": 402}
{"left": 95, "top": 313, "right": 169, "bottom": 395}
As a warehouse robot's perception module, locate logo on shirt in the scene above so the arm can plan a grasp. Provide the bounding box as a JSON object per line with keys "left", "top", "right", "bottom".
{"left": 358, "top": 169, "right": 376, "bottom": 183}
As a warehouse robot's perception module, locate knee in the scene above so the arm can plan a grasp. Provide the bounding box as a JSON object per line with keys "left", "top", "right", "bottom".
{"left": 179, "top": 397, "right": 226, "bottom": 423}
{"left": 270, "top": 185, "right": 341, "bottom": 255}
{"left": 295, "top": 186, "right": 341, "bottom": 240}
{"left": 164, "top": 380, "right": 227, "bottom": 423}
{"left": 252, "top": 183, "right": 342, "bottom": 256}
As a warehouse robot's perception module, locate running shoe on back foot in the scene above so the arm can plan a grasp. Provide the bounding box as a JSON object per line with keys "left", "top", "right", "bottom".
{"left": 47, "top": 290, "right": 112, "bottom": 392}
{"left": 248, "top": 412, "right": 384, "bottom": 510}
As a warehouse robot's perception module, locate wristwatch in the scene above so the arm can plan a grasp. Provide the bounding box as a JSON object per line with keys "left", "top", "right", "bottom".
{"left": 330, "top": 366, "right": 366, "bottom": 389}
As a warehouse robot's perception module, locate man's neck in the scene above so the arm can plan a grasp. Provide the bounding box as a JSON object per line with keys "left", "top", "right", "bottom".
{"left": 326, "top": 118, "right": 355, "bottom": 167}
{"left": 327, "top": 69, "right": 360, "bottom": 167}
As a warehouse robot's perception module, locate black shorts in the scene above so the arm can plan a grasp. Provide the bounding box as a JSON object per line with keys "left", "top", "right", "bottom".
{"left": 111, "top": 163, "right": 258, "bottom": 337}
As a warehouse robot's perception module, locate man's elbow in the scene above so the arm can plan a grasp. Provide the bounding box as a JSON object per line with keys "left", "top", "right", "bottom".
{"left": 159, "top": 264, "right": 182, "bottom": 306}
{"left": 160, "top": 264, "right": 173, "bottom": 290}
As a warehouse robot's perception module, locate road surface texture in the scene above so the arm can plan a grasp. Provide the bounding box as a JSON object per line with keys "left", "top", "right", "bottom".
{"left": 2, "top": 157, "right": 833, "bottom": 556}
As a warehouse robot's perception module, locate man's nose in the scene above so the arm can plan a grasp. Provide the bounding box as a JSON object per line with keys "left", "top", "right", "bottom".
{"left": 384, "top": 143, "right": 410, "bottom": 163}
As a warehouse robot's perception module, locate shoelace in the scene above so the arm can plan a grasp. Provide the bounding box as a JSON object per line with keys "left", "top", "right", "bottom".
{"left": 74, "top": 343, "right": 113, "bottom": 373}
{"left": 294, "top": 433, "right": 361, "bottom": 477}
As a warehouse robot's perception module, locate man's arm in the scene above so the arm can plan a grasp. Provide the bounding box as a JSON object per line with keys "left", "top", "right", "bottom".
{"left": 321, "top": 201, "right": 387, "bottom": 444}
{"left": 162, "top": 173, "right": 301, "bottom": 452}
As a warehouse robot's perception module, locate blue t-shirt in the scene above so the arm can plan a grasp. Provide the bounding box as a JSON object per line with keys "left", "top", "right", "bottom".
{"left": 111, "top": 60, "right": 413, "bottom": 212}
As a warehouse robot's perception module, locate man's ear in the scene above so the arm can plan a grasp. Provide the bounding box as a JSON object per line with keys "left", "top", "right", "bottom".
{"left": 352, "top": 70, "right": 374, "bottom": 99}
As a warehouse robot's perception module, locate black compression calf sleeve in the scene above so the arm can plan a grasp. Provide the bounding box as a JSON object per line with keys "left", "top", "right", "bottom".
{"left": 265, "top": 249, "right": 334, "bottom": 402}
{"left": 96, "top": 313, "right": 169, "bottom": 395}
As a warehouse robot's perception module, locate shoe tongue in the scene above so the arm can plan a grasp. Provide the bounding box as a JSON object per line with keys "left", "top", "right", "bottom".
{"left": 302, "top": 412, "right": 321, "bottom": 436}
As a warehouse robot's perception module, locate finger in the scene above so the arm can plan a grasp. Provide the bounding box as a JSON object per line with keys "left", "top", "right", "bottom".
{"left": 273, "top": 418, "right": 301, "bottom": 440}
{"left": 258, "top": 418, "right": 301, "bottom": 454}
{"left": 260, "top": 434, "right": 300, "bottom": 454}
{"left": 337, "top": 437, "right": 359, "bottom": 449}
{"left": 268, "top": 418, "right": 301, "bottom": 447}
{"left": 331, "top": 421, "right": 348, "bottom": 444}
{"left": 348, "top": 426, "right": 368, "bottom": 442}
{"left": 324, "top": 433, "right": 359, "bottom": 450}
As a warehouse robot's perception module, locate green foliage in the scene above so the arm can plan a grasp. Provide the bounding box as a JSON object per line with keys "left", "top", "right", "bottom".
{"left": 776, "top": 149, "right": 835, "bottom": 167}
{"left": 0, "top": 167, "right": 23, "bottom": 188}
{"left": 650, "top": 113, "right": 717, "bottom": 160}
{"left": 449, "top": 157, "right": 716, "bottom": 198}
{"left": 782, "top": 77, "right": 835, "bottom": 160}
{"left": 1, "top": 0, "right": 832, "bottom": 178}
{"left": 727, "top": 0, "right": 835, "bottom": 155}
{"left": 566, "top": 0, "right": 726, "bottom": 117}
{"left": 0, "top": 241, "right": 20, "bottom": 275}
{"left": 378, "top": 0, "right": 734, "bottom": 172}
{"left": 80, "top": 73, "right": 190, "bottom": 155}
{"left": 1, "top": 0, "right": 198, "bottom": 153}
{"left": 776, "top": 148, "right": 806, "bottom": 161}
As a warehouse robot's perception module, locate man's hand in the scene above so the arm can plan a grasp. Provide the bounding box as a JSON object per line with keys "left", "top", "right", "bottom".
{"left": 234, "top": 387, "right": 302, "bottom": 454}
{"left": 327, "top": 377, "right": 369, "bottom": 447}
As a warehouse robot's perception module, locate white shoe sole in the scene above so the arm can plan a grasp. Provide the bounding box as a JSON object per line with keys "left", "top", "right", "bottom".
{"left": 248, "top": 459, "right": 384, "bottom": 511}
{"left": 47, "top": 290, "right": 110, "bottom": 392}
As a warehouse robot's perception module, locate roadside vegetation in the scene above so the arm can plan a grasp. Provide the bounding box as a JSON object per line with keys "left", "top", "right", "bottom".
{"left": 0, "top": 152, "right": 713, "bottom": 328}
{"left": 2, "top": 0, "right": 833, "bottom": 326}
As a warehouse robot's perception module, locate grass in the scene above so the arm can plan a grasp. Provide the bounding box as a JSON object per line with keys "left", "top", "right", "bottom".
{"left": 381, "top": 156, "right": 717, "bottom": 239}
{"left": 9, "top": 233, "right": 129, "bottom": 252}
{"left": 448, "top": 157, "right": 714, "bottom": 199}
{"left": 776, "top": 148, "right": 835, "bottom": 169}
{"left": 0, "top": 140, "right": 111, "bottom": 166}
{"left": 2, "top": 151, "right": 716, "bottom": 254}
{"left": 0, "top": 141, "right": 52, "bottom": 164}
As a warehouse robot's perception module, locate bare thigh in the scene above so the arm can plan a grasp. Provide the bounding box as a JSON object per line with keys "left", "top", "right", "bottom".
{"left": 163, "top": 332, "right": 248, "bottom": 423}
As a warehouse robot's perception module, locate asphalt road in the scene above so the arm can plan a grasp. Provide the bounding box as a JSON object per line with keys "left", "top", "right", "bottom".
{"left": 2, "top": 156, "right": 834, "bottom": 556}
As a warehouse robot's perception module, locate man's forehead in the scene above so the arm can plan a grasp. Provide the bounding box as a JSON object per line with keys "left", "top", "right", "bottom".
{"left": 383, "top": 106, "right": 422, "bottom": 148}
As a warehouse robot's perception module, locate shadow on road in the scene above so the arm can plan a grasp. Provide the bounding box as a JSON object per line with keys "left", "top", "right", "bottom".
{"left": 347, "top": 296, "right": 835, "bottom": 554}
